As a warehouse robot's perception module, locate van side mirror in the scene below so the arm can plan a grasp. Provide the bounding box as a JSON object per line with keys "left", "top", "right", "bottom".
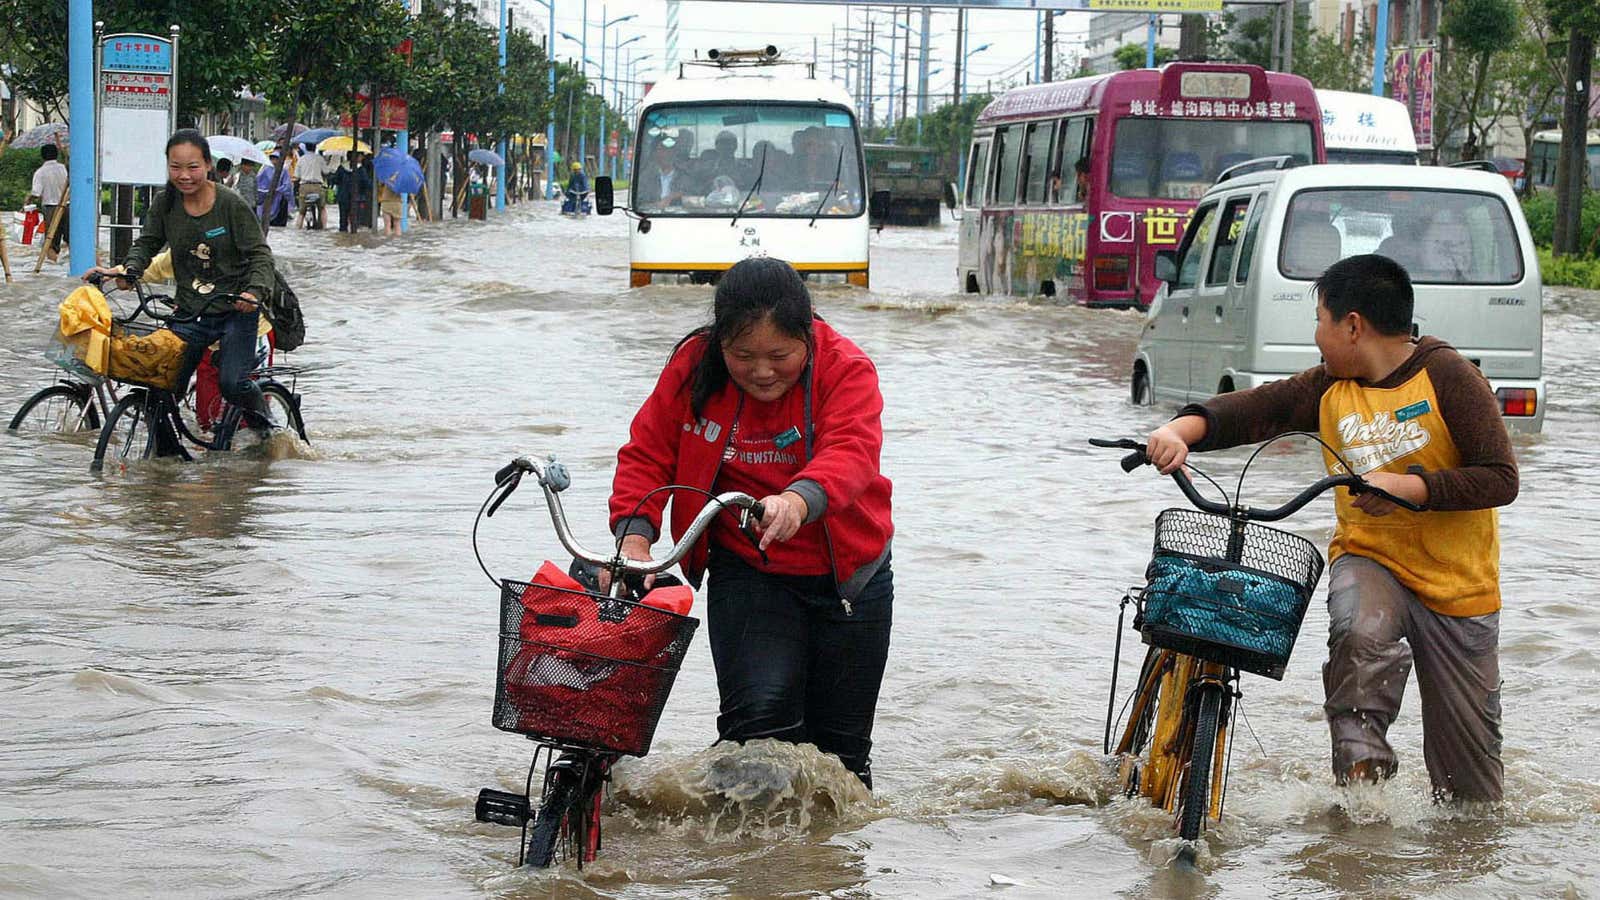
{"left": 1154, "top": 250, "right": 1179, "bottom": 284}
{"left": 869, "top": 190, "right": 891, "bottom": 222}
{"left": 943, "top": 182, "right": 958, "bottom": 210}
{"left": 595, "top": 176, "right": 614, "bottom": 215}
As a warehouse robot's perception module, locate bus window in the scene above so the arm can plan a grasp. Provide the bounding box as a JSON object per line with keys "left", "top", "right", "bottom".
{"left": 992, "top": 126, "right": 1023, "bottom": 206}
{"left": 1206, "top": 197, "right": 1253, "bottom": 285}
{"left": 1023, "top": 121, "right": 1054, "bottom": 205}
{"left": 1233, "top": 193, "right": 1266, "bottom": 285}
{"left": 1173, "top": 202, "right": 1217, "bottom": 291}
{"left": 1052, "top": 117, "right": 1090, "bottom": 204}
{"left": 1111, "top": 119, "right": 1314, "bottom": 200}
{"left": 965, "top": 140, "right": 991, "bottom": 208}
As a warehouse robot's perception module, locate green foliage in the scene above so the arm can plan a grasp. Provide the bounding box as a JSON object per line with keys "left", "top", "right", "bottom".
{"left": 1543, "top": 0, "right": 1600, "bottom": 36}
{"left": 887, "top": 93, "right": 992, "bottom": 179}
{"left": 1113, "top": 43, "right": 1176, "bottom": 71}
{"left": 0, "top": 147, "right": 44, "bottom": 209}
{"left": 1443, "top": 0, "right": 1521, "bottom": 54}
{"left": 1296, "top": 23, "right": 1373, "bottom": 93}
{"left": 1538, "top": 246, "right": 1600, "bottom": 288}
{"left": 1522, "top": 191, "right": 1600, "bottom": 255}
{"left": 259, "top": 0, "right": 411, "bottom": 123}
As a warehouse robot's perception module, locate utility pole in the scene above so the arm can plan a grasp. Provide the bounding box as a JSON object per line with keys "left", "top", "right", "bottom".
{"left": 1044, "top": 10, "right": 1054, "bottom": 81}
{"left": 867, "top": 16, "right": 876, "bottom": 128}
{"left": 953, "top": 7, "right": 964, "bottom": 105}
{"left": 917, "top": 6, "right": 930, "bottom": 117}
{"left": 901, "top": 6, "right": 912, "bottom": 123}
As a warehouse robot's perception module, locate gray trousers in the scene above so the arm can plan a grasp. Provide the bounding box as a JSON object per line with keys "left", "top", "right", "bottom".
{"left": 1322, "top": 554, "right": 1503, "bottom": 802}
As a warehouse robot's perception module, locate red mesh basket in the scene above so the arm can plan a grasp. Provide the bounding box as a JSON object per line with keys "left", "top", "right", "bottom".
{"left": 491, "top": 578, "right": 699, "bottom": 757}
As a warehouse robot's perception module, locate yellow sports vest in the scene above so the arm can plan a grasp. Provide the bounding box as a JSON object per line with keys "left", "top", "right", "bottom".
{"left": 1319, "top": 368, "right": 1501, "bottom": 617}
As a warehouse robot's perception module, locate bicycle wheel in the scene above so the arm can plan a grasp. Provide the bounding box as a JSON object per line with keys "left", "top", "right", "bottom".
{"left": 93, "top": 392, "right": 156, "bottom": 472}
{"left": 1178, "top": 685, "right": 1225, "bottom": 843}
{"left": 523, "top": 767, "right": 582, "bottom": 868}
{"left": 9, "top": 384, "right": 99, "bottom": 434}
{"left": 215, "top": 383, "right": 308, "bottom": 452}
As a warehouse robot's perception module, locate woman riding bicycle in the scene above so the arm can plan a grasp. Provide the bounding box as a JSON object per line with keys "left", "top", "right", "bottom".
{"left": 606, "top": 256, "right": 895, "bottom": 788}
{"left": 84, "top": 129, "right": 278, "bottom": 434}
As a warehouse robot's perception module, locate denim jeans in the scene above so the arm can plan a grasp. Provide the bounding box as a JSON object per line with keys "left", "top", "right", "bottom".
{"left": 705, "top": 544, "right": 893, "bottom": 787}
{"left": 171, "top": 308, "right": 266, "bottom": 422}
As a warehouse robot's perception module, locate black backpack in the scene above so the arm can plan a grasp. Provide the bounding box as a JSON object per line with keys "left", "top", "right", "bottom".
{"left": 264, "top": 270, "right": 306, "bottom": 352}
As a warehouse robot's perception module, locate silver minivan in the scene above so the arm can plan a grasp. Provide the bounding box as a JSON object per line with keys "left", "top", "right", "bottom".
{"left": 1133, "top": 161, "right": 1545, "bottom": 431}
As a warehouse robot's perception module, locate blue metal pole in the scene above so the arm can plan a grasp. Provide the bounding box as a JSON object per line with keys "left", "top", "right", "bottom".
{"left": 1372, "top": 0, "right": 1390, "bottom": 96}
{"left": 67, "top": 0, "right": 94, "bottom": 275}
{"left": 1146, "top": 15, "right": 1156, "bottom": 68}
{"left": 399, "top": 126, "right": 410, "bottom": 233}
{"left": 547, "top": 0, "right": 556, "bottom": 199}
{"left": 497, "top": 0, "right": 508, "bottom": 211}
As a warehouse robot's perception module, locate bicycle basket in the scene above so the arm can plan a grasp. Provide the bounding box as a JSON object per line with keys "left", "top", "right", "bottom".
{"left": 492, "top": 578, "right": 699, "bottom": 757}
{"left": 45, "top": 334, "right": 105, "bottom": 381}
{"left": 106, "top": 321, "right": 187, "bottom": 391}
{"left": 1137, "top": 508, "right": 1326, "bottom": 680}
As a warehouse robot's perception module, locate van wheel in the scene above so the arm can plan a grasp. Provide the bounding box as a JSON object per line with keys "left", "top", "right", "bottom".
{"left": 1132, "top": 368, "right": 1153, "bottom": 406}
{"left": 1216, "top": 377, "right": 1235, "bottom": 395}
{"left": 964, "top": 272, "right": 980, "bottom": 294}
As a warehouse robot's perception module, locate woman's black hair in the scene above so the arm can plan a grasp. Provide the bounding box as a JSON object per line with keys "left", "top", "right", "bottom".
{"left": 687, "top": 256, "right": 814, "bottom": 416}
{"left": 156, "top": 128, "right": 213, "bottom": 215}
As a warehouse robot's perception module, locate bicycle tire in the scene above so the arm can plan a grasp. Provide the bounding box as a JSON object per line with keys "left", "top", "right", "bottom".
{"left": 1178, "top": 685, "right": 1225, "bottom": 843}
{"left": 9, "top": 384, "right": 99, "bottom": 434}
{"left": 215, "top": 382, "right": 308, "bottom": 451}
{"left": 523, "top": 769, "right": 581, "bottom": 868}
{"left": 92, "top": 391, "right": 157, "bottom": 472}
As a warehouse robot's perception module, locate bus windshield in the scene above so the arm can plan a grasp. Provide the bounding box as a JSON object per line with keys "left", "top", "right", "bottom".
{"left": 1110, "top": 119, "right": 1315, "bottom": 200}
{"left": 634, "top": 103, "right": 864, "bottom": 217}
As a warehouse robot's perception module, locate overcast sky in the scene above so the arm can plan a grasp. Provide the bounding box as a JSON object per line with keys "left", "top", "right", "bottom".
{"left": 517, "top": 0, "right": 1097, "bottom": 120}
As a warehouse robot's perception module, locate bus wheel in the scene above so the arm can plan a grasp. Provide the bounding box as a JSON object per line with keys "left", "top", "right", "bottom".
{"left": 1040, "top": 280, "right": 1056, "bottom": 297}
{"left": 1132, "top": 367, "right": 1153, "bottom": 406}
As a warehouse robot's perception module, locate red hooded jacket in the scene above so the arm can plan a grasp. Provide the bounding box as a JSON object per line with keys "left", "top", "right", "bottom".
{"left": 609, "top": 318, "right": 893, "bottom": 602}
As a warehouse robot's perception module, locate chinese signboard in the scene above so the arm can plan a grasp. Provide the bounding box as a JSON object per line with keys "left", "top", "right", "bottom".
{"left": 98, "top": 32, "right": 176, "bottom": 186}
{"left": 341, "top": 95, "right": 410, "bottom": 131}
{"left": 1089, "top": 0, "right": 1221, "bottom": 10}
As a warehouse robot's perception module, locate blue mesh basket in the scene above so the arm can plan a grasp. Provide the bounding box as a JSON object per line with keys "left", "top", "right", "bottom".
{"left": 1136, "top": 509, "right": 1325, "bottom": 680}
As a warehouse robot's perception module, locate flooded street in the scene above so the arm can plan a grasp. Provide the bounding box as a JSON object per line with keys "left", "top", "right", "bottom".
{"left": 3, "top": 205, "right": 1599, "bottom": 899}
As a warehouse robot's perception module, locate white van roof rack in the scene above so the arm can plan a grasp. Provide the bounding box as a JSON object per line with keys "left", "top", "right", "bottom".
{"left": 1214, "top": 155, "right": 1299, "bottom": 185}
{"left": 681, "top": 46, "right": 817, "bottom": 79}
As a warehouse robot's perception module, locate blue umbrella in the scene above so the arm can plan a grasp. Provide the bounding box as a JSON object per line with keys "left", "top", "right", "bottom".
{"left": 374, "top": 147, "right": 424, "bottom": 194}
{"left": 468, "top": 148, "right": 504, "bottom": 167}
{"left": 296, "top": 127, "right": 340, "bottom": 147}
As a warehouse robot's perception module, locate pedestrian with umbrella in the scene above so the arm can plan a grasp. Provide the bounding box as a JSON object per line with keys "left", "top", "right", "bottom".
{"left": 374, "top": 147, "right": 424, "bottom": 235}
{"left": 257, "top": 148, "right": 296, "bottom": 227}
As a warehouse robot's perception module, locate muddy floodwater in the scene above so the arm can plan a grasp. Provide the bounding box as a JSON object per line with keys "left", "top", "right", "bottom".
{"left": 3, "top": 207, "right": 1599, "bottom": 899}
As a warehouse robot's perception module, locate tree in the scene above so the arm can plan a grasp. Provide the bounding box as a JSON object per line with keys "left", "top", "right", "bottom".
{"left": 0, "top": 0, "right": 261, "bottom": 123}
{"left": 1545, "top": 0, "right": 1600, "bottom": 255}
{"left": 255, "top": 0, "right": 410, "bottom": 231}
{"left": 1296, "top": 24, "right": 1373, "bottom": 93}
{"left": 1113, "top": 43, "right": 1176, "bottom": 71}
{"left": 1442, "top": 0, "right": 1520, "bottom": 159}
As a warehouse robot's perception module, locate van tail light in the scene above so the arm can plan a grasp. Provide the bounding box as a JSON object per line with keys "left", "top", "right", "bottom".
{"left": 1093, "top": 255, "right": 1131, "bottom": 292}
{"left": 1496, "top": 387, "right": 1537, "bottom": 417}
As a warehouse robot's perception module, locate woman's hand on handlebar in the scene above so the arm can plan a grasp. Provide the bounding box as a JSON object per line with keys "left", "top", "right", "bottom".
{"left": 1353, "top": 471, "right": 1429, "bottom": 517}
{"left": 234, "top": 292, "right": 260, "bottom": 314}
{"left": 598, "top": 533, "right": 655, "bottom": 594}
{"left": 754, "top": 491, "right": 808, "bottom": 551}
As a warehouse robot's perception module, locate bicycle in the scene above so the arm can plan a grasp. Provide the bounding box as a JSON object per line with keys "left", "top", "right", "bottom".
{"left": 8, "top": 364, "right": 120, "bottom": 436}
{"left": 1090, "top": 435, "right": 1422, "bottom": 862}
{"left": 469, "top": 454, "right": 766, "bottom": 868}
{"left": 88, "top": 277, "right": 309, "bottom": 473}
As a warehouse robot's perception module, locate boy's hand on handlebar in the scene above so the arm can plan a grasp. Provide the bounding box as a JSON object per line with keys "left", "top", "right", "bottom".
{"left": 1146, "top": 425, "right": 1191, "bottom": 475}
{"left": 755, "top": 491, "right": 808, "bottom": 551}
{"left": 599, "top": 533, "right": 656, "bottom": 594}
{"left": 1352, "top": 472, "right": 1428, "bottom": 517}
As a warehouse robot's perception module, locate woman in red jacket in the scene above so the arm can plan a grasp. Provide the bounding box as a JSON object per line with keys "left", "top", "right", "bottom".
{"left": 607, "top": 256, "right": 894, "bottom": 787}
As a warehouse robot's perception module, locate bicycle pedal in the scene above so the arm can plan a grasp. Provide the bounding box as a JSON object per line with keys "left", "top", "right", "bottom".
{"left": 475, "top": 788, "right": 530, "bottom": 826}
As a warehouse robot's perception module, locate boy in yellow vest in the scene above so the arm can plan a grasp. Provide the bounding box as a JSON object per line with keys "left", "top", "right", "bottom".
{"left": 1145, "top": 254, "right": 1518, "bottom": 802}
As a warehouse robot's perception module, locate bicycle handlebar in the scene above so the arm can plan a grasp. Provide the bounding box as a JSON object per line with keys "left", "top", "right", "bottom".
{"left": 488, "top": 455, "right": 767, "bottom": 578}
{"left": 87, "top": 272, "right": 248, "bottom": 326}
{"left": 1089, "top": 437, "right": 1424, "bottom": 520}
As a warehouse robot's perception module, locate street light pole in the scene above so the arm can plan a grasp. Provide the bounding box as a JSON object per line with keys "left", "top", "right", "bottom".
{"left": 497, "top": 0, "right": 508, "bottom": 212}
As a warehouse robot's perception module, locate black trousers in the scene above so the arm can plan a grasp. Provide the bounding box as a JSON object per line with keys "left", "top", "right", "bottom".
{"left": 706, "top": 544, "right": 893, "bottom": 787}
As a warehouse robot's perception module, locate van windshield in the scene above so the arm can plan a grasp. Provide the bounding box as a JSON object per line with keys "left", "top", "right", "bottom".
{"left": 1280, "top": 188, "right": 1524, "bottom": 284}
{"left": 1110, "top": 119, "right": 1314, "bottom": 200}
{"left": 634, "top": 103, "right": 864, "bottom": 217}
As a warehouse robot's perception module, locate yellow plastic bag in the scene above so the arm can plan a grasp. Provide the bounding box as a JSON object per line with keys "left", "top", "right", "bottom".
{"left": 54, "top": 286, "right": 114, "bottom": 374}
{"left": 107, "top": 326, "right": 188, "bottom": 390}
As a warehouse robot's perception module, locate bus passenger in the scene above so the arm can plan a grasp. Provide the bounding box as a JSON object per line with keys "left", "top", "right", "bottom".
{"left": 636, "top": 139, "right": 688, "bottom": 210}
